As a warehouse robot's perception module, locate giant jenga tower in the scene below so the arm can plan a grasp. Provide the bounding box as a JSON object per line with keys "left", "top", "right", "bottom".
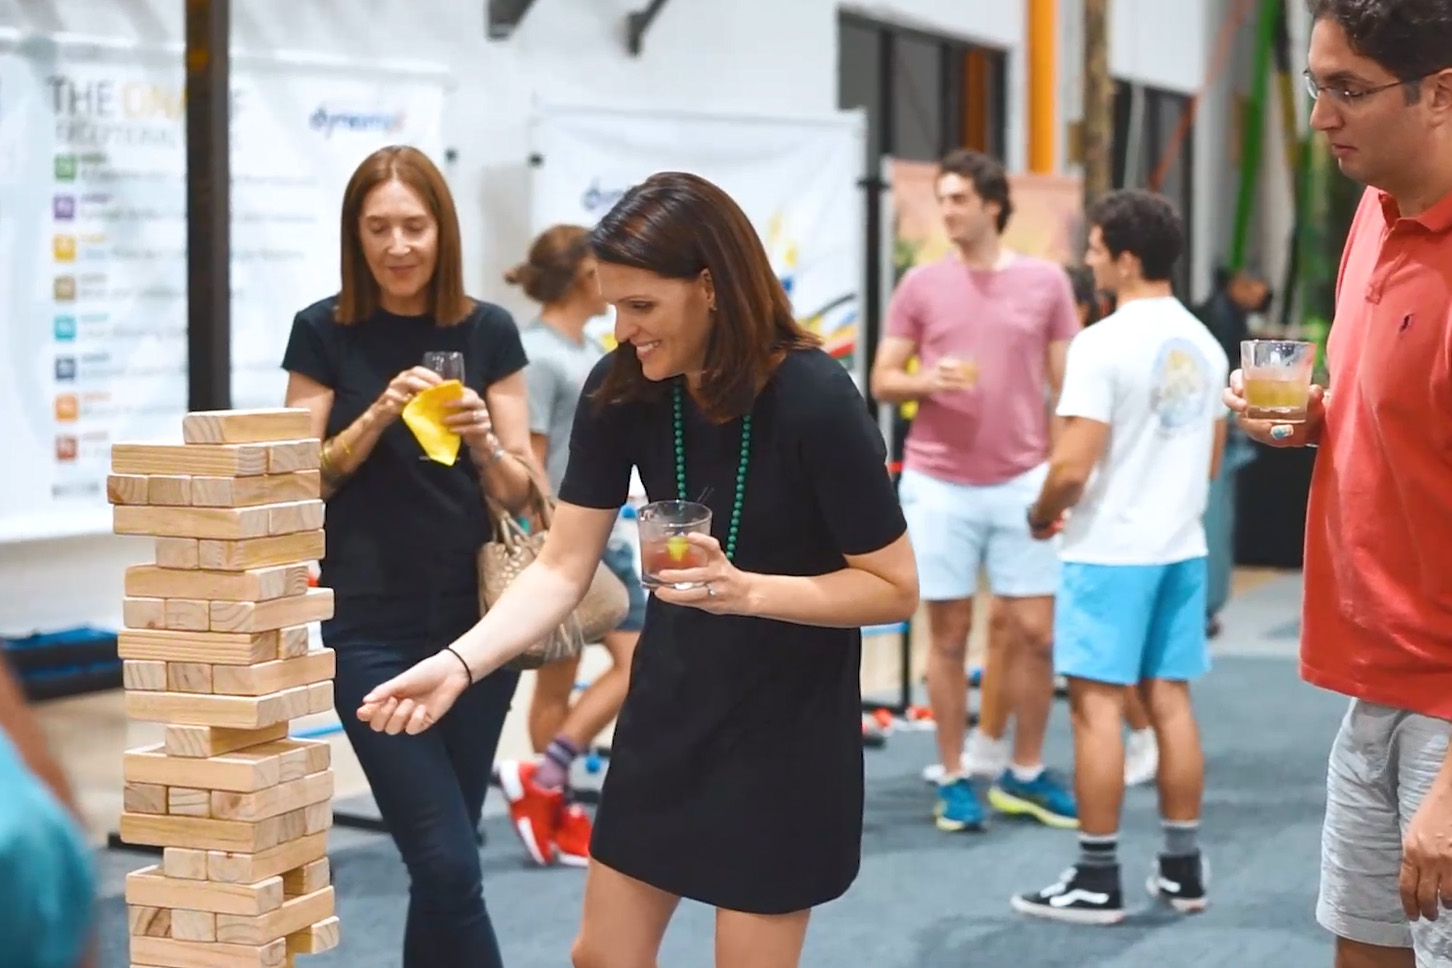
{"left": 107, "top": 408, "right": 341, "bottom": 968}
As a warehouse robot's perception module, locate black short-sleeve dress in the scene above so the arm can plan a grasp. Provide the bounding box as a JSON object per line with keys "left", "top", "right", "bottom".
{"left": 557, "top": 346, "right": 907, "bottom": 915}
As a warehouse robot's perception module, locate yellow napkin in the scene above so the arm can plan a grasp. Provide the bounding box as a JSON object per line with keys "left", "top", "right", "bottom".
{"left": 401, "top": 380, "right": 464, "bottom": 465}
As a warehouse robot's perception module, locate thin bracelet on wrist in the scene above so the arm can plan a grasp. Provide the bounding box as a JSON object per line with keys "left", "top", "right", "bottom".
{"left": 444, "top": 646, "right": 474, "bottom": 685}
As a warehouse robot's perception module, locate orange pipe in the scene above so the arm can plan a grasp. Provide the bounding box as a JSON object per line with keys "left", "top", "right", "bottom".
{"left": 1027, "top": 0, "right": 1057, "bottom": 173}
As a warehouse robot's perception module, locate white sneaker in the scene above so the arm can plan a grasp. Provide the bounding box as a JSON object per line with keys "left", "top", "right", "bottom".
{"left": 1125, "top": 728, "right": 1159, "bottom": 787}
{"left": 921, "top": 730, "right": 1009, "bottom": 783}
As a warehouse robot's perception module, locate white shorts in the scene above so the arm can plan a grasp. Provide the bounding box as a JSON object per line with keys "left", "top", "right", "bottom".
{"left": 1318, "top": 698, "right": 1452, "bottom": 962}
{"left": 898, "top": 464, "right": 1060, "bottom": 602}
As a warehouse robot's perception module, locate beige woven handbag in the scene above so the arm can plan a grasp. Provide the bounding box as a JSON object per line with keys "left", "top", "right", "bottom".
{"left": 478, "top": 456, "right": 630, "bottom": 671}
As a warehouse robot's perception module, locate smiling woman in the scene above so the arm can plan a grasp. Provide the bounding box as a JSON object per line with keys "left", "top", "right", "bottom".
{"left": 276, "top": 144, "right": 535, "bottom": 968}
{"left": 353, "top": 171, "right": 920, "bottom": 968}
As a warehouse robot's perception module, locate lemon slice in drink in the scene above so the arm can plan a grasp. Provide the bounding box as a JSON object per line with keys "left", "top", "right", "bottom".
{"left": 666, "top": 535, "right": 691, "bottom": 562}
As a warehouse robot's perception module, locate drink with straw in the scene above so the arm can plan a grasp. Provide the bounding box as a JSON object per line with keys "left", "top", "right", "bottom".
{"left": 637, "top": 500, "right": 712, "bottom": 589}
{"left": 1240, "top": 339, "right": 1316, "bottom": 423}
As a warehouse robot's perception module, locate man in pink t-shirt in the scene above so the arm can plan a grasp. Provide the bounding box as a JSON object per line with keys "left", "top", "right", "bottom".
{"left": 871, "top": 149, "right": 1080, "bottom": 834}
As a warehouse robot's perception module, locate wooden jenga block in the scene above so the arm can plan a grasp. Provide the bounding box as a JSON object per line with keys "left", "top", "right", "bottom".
{"left": 120, "top": 811, "right": 286, "bottom": 853}
{"left": 115, "top": 504, "right": 273, "bottom": 540}
{"left": 156, "top": 537, "right": 200, "bottom": 569}
{"left": 124, "top": 782, "right": 168, "bottom": 815}
{"left": 281, "top": 859, "right": 329, "bottom": 898}
{"left": 278, "top": 626, "right": 310, "bottom": 659}
{"left": 118, "top": 628, "right": 285, "bottom": 666}
{"left": 129, "top": 904, "right": 172, "bottom": 937}
{"left": 148, "top": 475, "right": 193, "bottom": 506}
{"left": 266, "top": 500, "right": 325, "bottom": 536}
{"left": 167, "top": 787, "right": 211, "bottom": 818}
{"left": 266, "top": 440, "right": 321, "bottom": 474}
{"left": 306, "top": 681, "right": 333, "bottom": 715}
{"left": 130, "top": 935, "right": 286, "bottom": 968}
{"left": 211, "top": 650, "right": 335, "bottom": 697}
{"left": 190, "top": 471, "right": 321, "bottom": 509}
{"left": 128, "top": 686, "right": 312, "bottom": 730}
{"left": 127, "top": 865, "right": 284, "bottom": 917}
{"left": 302, "top": 802, "right": 332, "bottom": 836}
{"left": 166, "top": 662, "right": 214, "bottom": 694}
{"left": 210, "top": 588, "right": 333, "bottom": 634}
{"left": 125, "top": 739, "right": 326, "bottom": 793}
{"left": 123, "top": 597, "right": 166, "bottom": 629}
{"left": 112, "top": 442, "right": 269, "bottom": 477}
{"left": 285, "top": 916, "right": 339, "bottom": 956}
{"left": 164, "top": 723, "right": 289, "bottom": 759}
{"left": 162, "top": 847, "right": 211, "bottom": 880}
{"left": 183, "top": 409, "right": 313, "bottom": 445}
{"left": 165, "top": 600, "right": 213, "bottom": 632}
{"left": 123, "top": 660, "right": 168, "bottom": 691}
{"left": 125, "top": 564, "right": 311, "bottom": 603}
{"left": 197, "top": 531, "right": 326, "bottom": 572}
{"left": 170, "top": 909, "right": 218, "bottom": 942}
{"left": 215, "top": 887, "right": 334, "bottom": 946}
{"left": 108, "top": 473, "right": 150, "bottom": 505}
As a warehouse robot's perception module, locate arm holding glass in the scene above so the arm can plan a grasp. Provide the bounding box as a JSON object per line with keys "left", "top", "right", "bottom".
{"left": 1223, "top": 339, "right": 1327, "bottom": 447}
{"left": 356, "top": 502, "right": 618, "bottom": 735}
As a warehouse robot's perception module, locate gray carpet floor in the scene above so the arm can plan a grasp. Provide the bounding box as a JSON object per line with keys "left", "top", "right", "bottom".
{"left": 94, "top": 577, "right": 1346, "bottom": 967}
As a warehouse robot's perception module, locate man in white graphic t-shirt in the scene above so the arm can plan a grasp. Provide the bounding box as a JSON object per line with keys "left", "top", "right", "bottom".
{"left": 1010, "top": 189, "right": 1228, "bottom": 926}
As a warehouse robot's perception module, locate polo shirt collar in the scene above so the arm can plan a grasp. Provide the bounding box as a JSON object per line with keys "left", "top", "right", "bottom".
{"left": 1377, "top": 186, "right": 1452, "bottom": 233}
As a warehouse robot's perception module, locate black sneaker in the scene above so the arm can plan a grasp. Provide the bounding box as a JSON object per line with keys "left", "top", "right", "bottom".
{"left": 1147, "top": 852, "right": 1210, "bottom": 913}
{"left": 1011, "top": 864, "right": 1126, "bottom": 925}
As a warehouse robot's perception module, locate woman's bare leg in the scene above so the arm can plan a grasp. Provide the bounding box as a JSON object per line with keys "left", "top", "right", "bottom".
{"left": 715, "top": 907, "right": 811, "bottom": 968}
{"left": 571, "top": 860, "right": 680, "bottom": 968}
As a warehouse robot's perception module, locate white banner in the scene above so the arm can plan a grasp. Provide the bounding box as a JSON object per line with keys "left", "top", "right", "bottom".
{"left": 528, "top": 104, "right": 865, "bottom": 386}
{"left": 0, "top": 41, "right": 448, "bottom": 542}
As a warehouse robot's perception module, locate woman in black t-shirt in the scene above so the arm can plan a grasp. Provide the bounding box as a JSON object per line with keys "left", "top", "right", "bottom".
{"left": 356, "top": 172, "right": 919, "bottom": 967}
{"left": 280, "top": 145, "right": 533, "bottom": 968}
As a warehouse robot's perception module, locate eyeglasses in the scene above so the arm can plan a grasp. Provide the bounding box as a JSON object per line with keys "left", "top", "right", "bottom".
{"left": 1303, "top": 70, "right": 1410, "bottom": 105}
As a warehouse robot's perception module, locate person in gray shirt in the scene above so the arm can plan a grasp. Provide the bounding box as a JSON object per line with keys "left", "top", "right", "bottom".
{"left": 493, "top": 224, "right": 646, "bottom": 868}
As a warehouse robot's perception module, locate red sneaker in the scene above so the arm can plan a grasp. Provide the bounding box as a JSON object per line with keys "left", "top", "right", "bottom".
{"left": 554, "top": 803, "right": 593, "bottom": 868}
{"left": 495, "top": 759, "right": 561, "bottom": 865}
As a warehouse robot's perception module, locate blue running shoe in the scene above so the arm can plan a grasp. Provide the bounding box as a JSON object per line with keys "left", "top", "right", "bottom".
{"left": 988, "top": 768, "right": 1079, "bottom": 829}
{"left": 934, "top": 777, "right": 986, "bottom": 832}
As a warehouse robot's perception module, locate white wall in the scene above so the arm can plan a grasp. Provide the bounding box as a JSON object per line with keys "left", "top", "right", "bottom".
{"left": 0, "top": 0, "right": 1028, "bottom": 635}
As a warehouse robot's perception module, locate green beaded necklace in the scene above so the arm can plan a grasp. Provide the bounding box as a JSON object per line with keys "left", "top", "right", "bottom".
{"left": 671, "top": 380, "right": 751, "bottom": 562}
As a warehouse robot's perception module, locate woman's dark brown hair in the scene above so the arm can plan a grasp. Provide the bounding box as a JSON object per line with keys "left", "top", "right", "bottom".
{"left": 590, "top": 171, "right": 818, "bottom": 421}
{"left": 505, "top": 224, "right": 592, "bottom": 304}
{"left": 336, "top": 145, "right": 471, "bottom": 325}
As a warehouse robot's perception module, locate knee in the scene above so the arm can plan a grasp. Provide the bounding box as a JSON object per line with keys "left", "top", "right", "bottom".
{"left": 1009, "top": 616, "right": 1054, "bottom": 659}
{"left": 405, "top": 841, "right": 484, "bottom": 912}
{"left": 571, "top": 934, "right": 613, "bottom": 968}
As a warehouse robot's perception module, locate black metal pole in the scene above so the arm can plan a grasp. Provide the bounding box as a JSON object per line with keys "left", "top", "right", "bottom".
{"left": 185, "top": 0, "right": 231, "bottom": 412}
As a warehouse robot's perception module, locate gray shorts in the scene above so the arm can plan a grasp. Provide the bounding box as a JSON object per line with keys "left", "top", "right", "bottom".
{"left": 1318, "top": 698, "right": 1452, "bottom": 961}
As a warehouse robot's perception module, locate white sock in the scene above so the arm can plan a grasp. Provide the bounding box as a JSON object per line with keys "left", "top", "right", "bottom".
{"left": 1009, "top": 762, "right": 1044, "bottom": 783}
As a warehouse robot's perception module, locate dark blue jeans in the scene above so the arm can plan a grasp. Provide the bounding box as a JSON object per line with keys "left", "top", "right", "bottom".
{"left": 326, "top": 592, "right": 520, "bottom": 968}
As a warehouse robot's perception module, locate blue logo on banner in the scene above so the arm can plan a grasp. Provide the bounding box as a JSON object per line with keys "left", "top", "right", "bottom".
{"left": 581, "top": 179, "right": 627, "bottom": 214}
{"left": 309, "top": 106, "right": 406, "bottom": 138}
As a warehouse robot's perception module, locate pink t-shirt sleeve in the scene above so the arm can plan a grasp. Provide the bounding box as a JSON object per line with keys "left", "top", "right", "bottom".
{"left": 1045, "top": 268, "right": 1081, "bottom": 342}
{"left": 884, "top": 270, "right": 923, "bottom": 343}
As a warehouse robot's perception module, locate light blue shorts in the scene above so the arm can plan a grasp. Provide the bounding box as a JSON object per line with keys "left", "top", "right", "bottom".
{"left": 897, "top": 465, "right": 1061, "bottom": 602}
{"left": 1053, "top": 557, "right": 1210, "bottom": 685}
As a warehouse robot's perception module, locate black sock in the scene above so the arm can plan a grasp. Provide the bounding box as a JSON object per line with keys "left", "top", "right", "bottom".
{"left": 1079, "top": 833, "right": 1118, "bottom": 869}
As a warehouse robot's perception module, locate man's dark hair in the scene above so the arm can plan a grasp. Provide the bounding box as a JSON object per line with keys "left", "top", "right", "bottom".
{"left": 1307, "top": 0, "right": 1452, "bottom": 102}
{"left": 1087, "top": 189, "right": 1184, "bottom": 283}
{"left": 938, "top": 149, "right": 1013, "bottom": 233}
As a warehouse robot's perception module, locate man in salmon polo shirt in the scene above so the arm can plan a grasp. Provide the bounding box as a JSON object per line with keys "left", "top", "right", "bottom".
{"left": 871, "top": 149, "right": 1080, "bottom": 833}
{"left": 1224, "top": 3, "right": 1452, "bottom": 965}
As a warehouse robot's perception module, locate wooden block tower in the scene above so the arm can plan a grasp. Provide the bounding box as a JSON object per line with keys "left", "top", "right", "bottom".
{"left": 108, "top": 408, "right": 341, "bottom": 967}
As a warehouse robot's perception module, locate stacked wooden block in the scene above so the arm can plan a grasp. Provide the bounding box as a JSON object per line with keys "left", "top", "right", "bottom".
{"left": 108, "top": 408, "right": 341, "bottom": 967}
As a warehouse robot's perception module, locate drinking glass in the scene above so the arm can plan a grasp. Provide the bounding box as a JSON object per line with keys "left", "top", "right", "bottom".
{"left": 423, "top": 351, "right": 465, "bottom": 382}
{"left": 1240, "top": 340, "right": 1316, "bottom": 423}
{"left": 637, "top": 500, "right": 712, "bottom": 589}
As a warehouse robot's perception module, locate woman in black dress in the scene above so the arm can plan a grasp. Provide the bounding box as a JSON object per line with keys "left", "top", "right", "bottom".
{"left": 357, "top": 171, "right": 918, "bottom": 967}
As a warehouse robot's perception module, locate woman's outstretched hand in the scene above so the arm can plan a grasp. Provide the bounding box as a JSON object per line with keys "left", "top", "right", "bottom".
{"left": 357, "top": 651, "right": 471, "bottom": 735}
